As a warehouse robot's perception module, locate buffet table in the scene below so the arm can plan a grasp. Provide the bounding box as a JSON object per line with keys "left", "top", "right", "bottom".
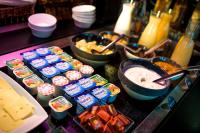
{"left": 0, "top": 22, "right": 200, "bottom": 133}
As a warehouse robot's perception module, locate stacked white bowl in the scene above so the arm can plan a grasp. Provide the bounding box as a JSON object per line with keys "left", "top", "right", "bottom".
{"left": 28, "top": 13, "right": 57, "bottom": 38}
{"left": 72, "top": 5, "right": 96, "bottom": 28}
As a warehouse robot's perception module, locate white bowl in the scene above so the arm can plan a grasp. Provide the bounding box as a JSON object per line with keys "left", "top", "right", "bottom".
{"left": 72, "top": 5, "right": 96, "bottom": 13}
{"left": 28, "top": 13, "right": 57, "bottom": 29}
{"left": 73, "top": 19, "right": 94, "bottom": 29}
{"left": 72, "top": 14, "right": 95, "bottom": 23}
{"left": 72, "top": 13, "right": 96, "bottom": 20}
{"left": 28, "top": 23, "right": 56, "bottom": 38}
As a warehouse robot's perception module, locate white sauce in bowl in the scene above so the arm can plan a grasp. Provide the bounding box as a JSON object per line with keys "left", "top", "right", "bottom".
{"left": 124, "top": 67, "right": 166, "bottom": 90}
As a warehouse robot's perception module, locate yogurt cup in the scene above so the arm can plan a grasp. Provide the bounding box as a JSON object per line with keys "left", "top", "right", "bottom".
{"left": 52, "top": 76, "right": 69, "bottom": 95}
{"left": 49, "top": 96, "right": 72, "bottom": 120}
{"left": 65, "top": 70, "right": 82, "bottom": 82}
{"left": 78, "top": 78, "right": 96, "bottom": 91}
{"left": 49, "top": 46, "right": 64, "bottom": 55}
{"left": 40, "top": 66, "right": 60, "bottom": 81}
{"left": 55, "top": 62, "right": 73, "bottom": 73}
{"left": 35, "top": 47, "right": 52, "bottom": 57}
{"left": 75, "top": 93, "right": 98, "bottom": 114}
{"left": 45, "top": 54, "right": 61, "bottom": 65}
{"left": 79, "top": 65, "right": 94, "bottom": 77}
{"left": 13, "top": 66, "right": 33, "bottom": 80}
{"left": 91, "top": 87, "right": 111, "bottom": 105}
{"left": 103, "top": 83, "right": 121, "bottom": 103}
{"left": 37, "top": 83, "right": 55, "bottom": 107}
{"left": 6, "top": 58, "right": 24, "bottom": 70}
{"left": 90, "top": 74, "right": 108, "bottom": 87}
{"left": 21, "top": 51, "right": 39, "bottom": 62}
{"left": 23, "top": 74, "right": 44, "bottom": 95}
{"left": 58, "top": 52, "right": 73, "bottom": 62}
{"left": 30, "top": 58, "right": 48, "bottom": 71}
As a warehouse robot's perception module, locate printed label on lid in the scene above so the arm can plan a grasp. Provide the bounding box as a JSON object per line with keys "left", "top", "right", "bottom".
{"left": 41, "top": 66, "right": 58, "bottom": 77}
{"left": 55, "top": 62, "right": 71, "bottom": 71}
{"left": 23, "top": 51, "right": 38, "bottom": 60}
{"left": 52, "top": 76, "right": 69, "bottom": 86}
{"left": 91, "top": 87, "right": 110, "bottom": 100}
{"left": 45, "top": 55, "right": 60, "bottom": 64}
{"left": 36, "top": 48, "right": 50, "bottom": 55}
{"left": 76, "top": 94, "right": 97, "bottom": 108}
{"left": 31, "top": 59, "right": 47, "bottom": 68}
{"left": 49, "top": 96, "right": 72, "bottom": 112}
{"left": 64, "top": 84, "right": 84, "bottom": 97}
{"left": 78, "top": 78, "right": 96, "bottom": 89}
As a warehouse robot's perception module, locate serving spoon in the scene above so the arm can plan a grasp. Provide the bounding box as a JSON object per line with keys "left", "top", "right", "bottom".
{"left": 153, "top": 65, "right": 200, "bottom": 83}
{"left": 91, "top": 34, "right": 125, "bottom": 54}
{"left": 143, "top": 39, "right": 172, "bottom": 57}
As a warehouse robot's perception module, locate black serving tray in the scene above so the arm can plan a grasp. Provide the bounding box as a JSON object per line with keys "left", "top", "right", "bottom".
{"left": 1, "top": 45, "right": 199, "bottom": 133}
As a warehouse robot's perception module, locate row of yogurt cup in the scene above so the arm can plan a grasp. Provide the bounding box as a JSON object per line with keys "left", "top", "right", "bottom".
{"left": 5, "top": 46, "right": 121, "bottom": 120}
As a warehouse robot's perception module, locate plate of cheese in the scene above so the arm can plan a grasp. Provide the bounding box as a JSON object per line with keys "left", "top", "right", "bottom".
{"left": 0, "top": 71, "right": 48, "bottom": 133}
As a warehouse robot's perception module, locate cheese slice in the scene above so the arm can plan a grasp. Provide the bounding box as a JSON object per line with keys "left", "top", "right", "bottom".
{"left": 0, "top": 107, "right": 23, "bottom": 132}
{"left": 3, "top": 96, "right": 34, "bottom": 121}
{"left": 0, "top": 76, "right": 13, "bottom": 90}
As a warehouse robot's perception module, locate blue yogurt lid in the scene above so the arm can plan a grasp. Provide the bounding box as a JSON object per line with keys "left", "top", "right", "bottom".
{"left": 78, "top": 78, "right": 96, "bottom": 90}
{"left": 40, "top": 66, "right": 60, "bottom": 78}
{"left": 64, "top": 83, "right": 84, "bottom": 97}
{"left": 35, "top": 48, "right": 51, "bottom": 56}
{"left": 22, "top": 51, "right": 39, "bottom": 61}
{"left": 45, "top": 54, "right": 61, "bottom": 64}
{"left": 30, "top": 58, "right": 48, "bottom": 69}
{"left": 55, "top": 62, "right": 72, "bottom": 72}
{"left": 91, "top": 87, "right": 111, "bottom": 100}
{"left": 75, "top": 93, "right": 98, "bottom": 109}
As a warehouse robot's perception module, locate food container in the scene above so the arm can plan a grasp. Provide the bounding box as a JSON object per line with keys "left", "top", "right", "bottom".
{"left": 37, "top": 83, "right": 55, "bottom": 107}
{"left": 71, "top": 33, "right": 117, "bottom": 67}
{"left": 23, "top": 74, "right": 44, "bottom": 95}
{"left": 52, "top": 76, "right": 69, "bottom": 95}
{"left": 21, "top": 51, "right": 39, "bottom": 63}
{"left": 40, "top": 66, "right": 60, "bottom": 82}
{"left": 65, "top": 70, "right": 82, "bottom": 82}
{"left": 118, "top": 59, "right": 170, "bottom": 100}
{"left": 70, "top": 59, "right": 83, "bottom": 70}
{"left": 63, "top": 83, "right": 85, "bottom": 103}
{"left": 58, "top": 52, "right": 73, "bottom": 62}
{"left": 74, "top": 104, "right": 134, "bottom": 133}
{"left": 75, "top": 93, "right": 98, "bottom": 114}
{"left": 124, "top": 43, "right": 156, "bottom": 59}
{"left": 35, "top": 47, "right": 52, "bottom": 57}
{"left": 45, "top": 54, "right": 61, "bottom": 65}
{"left": 30, "top": 58, "right": 48, "bottom": 71}
{"left": 78, "top": 78, "right": 96, "bottom": 91}
{"left": 13, "top": 66, "right": 33, "bottom": 81}
{"left": 6, "top": 58, "right": 24, "bottom": 71}
{"left": 49, "top": 46, "right": 64, "bottom": 55}
{"left": 151, "top": 56, "right": 182, "bottom": 80}
{"left": 79, "top": 65, "right": 94, "bottom": 77}
{"left": 89, "top": 74, "right": 108, "bottom": 87}
{"left": 49, "top": 96, "right": 72, "bottom": 120}
{"left": 54, "top": 62, "right": 73, "bottom": 73}
{"left": 91, "top": 87, "right": 111, "bottom": 105}
{"left": 103, "top": 83, "right": 121, "bottom": 103}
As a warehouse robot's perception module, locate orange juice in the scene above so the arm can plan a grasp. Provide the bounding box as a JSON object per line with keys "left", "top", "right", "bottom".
{"left": 170, "top": 35, "right": 194, "bottom": 67}
{"left": 154, "top": 0, "right": 172, "bottom": 12}
{"left": 156, "top": 12, "right": 172, "bottom": 44}
{"left": 138, "top": 12, "right": 161, "bottom": 48}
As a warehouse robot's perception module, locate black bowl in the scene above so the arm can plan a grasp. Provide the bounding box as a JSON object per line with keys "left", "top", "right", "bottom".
{"left": 71, "top": 33, "right": 117, "bottom": 61}
{"left": 118, "top": 59, "right": 170, "bottom": 100}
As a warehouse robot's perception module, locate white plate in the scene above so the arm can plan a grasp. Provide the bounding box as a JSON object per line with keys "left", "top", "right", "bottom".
{"left": 0, "top": 71, "right": 48, "bottom": 133}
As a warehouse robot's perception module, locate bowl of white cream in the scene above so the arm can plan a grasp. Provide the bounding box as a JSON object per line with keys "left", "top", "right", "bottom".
{"left": 118, "top": 59, "right": 170, "bottom": 100}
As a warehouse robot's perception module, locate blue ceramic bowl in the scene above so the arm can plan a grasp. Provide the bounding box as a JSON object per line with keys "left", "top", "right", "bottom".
{"left": 118, "top": 59, "right": 170, "bottom": 100}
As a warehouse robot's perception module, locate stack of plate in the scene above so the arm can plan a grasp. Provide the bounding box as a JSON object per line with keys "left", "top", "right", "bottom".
{"left": 72, "top": 5, "right": 96, "bottom": 29}
{"left": 28, "top": 13, "right": 57, "bottom": 38}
